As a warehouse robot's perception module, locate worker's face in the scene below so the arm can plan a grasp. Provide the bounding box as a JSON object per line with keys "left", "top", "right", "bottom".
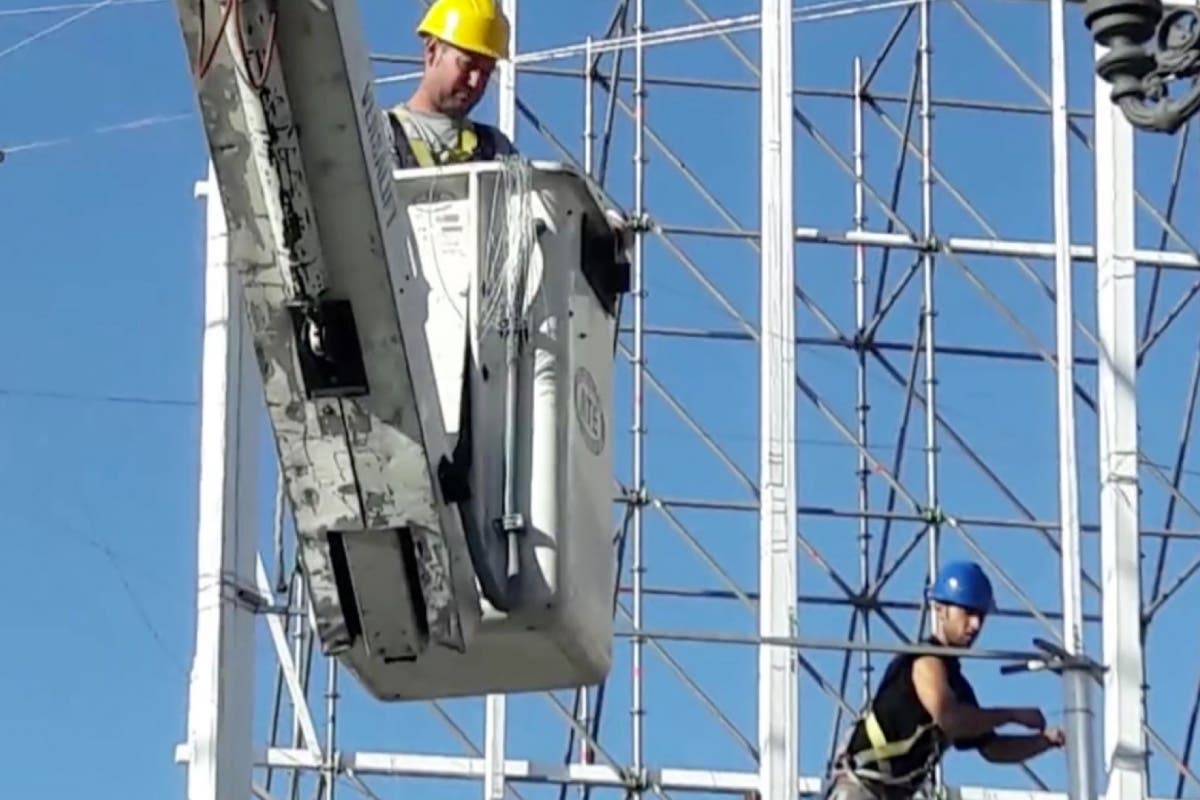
{"left": 936, "top": 603, "right": 985, "bottom": 647}
{"left": 423, "top": 37, "right": 496, "bottom": 117}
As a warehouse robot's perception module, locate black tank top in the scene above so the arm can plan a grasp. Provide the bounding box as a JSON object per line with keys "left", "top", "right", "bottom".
{"left": 844, "top": 638, "right": 992, "bottom": 790}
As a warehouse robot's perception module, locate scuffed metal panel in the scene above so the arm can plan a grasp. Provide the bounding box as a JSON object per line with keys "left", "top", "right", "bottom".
{"left": 173, "top": 0, "right": 361, "bottom": 653}
{"left": 403, "top": 195, "right": 474, "bottom": 438}
{"left": 339, "top": 530, "right": 426, "bottom": 661}
{"left": 173, "top": 0, "right": 486, "bottom": 659}
{"left": 388, "top": 175, "right": 488, "bottom": 633}
{"left": 408, "top": 525, "right": 464, "bottom": 649}
{"left": 176, "top": 0, "right": 626, "bottom": 700}
{"left": 294, "top": 529, "right": 352, "bottom": 652}
{"left": 271, "top": 0, "right": 481, "bottom": 652}
{"left": 330, "top": 161, "right": 624, "bottom": 701}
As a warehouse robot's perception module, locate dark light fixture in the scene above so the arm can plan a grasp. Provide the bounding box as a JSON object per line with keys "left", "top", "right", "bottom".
{"left": 1086, "top": 0, "right": 1200, "bottom": 133}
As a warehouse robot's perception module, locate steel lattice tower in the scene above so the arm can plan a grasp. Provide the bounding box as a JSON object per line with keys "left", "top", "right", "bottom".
{"left": 179, "top": 1, "right": 1200, "bottom": 799}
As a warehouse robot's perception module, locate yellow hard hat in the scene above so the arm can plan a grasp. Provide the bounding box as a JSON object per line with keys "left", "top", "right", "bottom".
{"left": 417, "top": 0, "right": 511, "bottom": 61}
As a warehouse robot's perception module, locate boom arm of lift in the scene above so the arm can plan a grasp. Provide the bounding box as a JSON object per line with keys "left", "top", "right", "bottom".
{"left": 170, "top": 0, "right": 632, "bottom": 676}
{"left": 175, "top": 0, "right": 502, "bottom": 661}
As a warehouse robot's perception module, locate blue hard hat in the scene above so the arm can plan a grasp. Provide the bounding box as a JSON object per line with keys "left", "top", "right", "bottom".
{"left": 929, "top": 560, "right": 995, "bottom": 614}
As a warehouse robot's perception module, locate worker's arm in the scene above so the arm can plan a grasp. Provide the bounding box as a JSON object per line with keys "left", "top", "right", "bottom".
{"left": 978, "top": 729, "right": 1066, "bottom": 763}
{"left": 911, "top": 656, "right": 1047, "bottom": 742}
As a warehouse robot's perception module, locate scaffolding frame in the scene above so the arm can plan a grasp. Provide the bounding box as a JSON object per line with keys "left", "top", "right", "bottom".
{"left": 177, "top": 1, "right": 1200, "bottom": 799}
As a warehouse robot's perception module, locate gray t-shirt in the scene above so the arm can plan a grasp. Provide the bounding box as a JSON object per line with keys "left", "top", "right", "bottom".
{"left": 390, "top": 104, "right": 517, "bottom": 164}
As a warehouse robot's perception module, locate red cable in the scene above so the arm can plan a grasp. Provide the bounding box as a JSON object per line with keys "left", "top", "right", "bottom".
{"left": 194, "top": 0, "right": 236, "bottom": 81}
{"left": 195, "top": 0, "right": 278, "bottom": 89}
{"left": 234, "top": 0, "right": 278, "bottom": 90}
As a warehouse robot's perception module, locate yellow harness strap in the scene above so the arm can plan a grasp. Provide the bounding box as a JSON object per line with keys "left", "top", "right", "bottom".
{"left": 845, "top": 710, "right": 938, "bottom": 785}
{"left": 391, "top": 105, "right": 480, "bottom": 167}
{"left": 862, "top": 711, "right": 932, "bottom": 761}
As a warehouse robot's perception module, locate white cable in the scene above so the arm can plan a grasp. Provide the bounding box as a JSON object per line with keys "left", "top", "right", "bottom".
{"left": 0, "top": 0, "right": 160, "bottom": 17}
{"left": 0, "top": 0, "right": 118, "bottom": 62}
{"left": 478, "top": 157, "right": 540, "bottom": 335}
{"left": 2, "top": 111, "right": 191, "bottom": 155}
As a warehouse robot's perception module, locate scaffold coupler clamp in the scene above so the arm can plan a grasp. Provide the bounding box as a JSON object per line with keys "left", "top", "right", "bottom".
{"left": 998, "top": 637, "right": 1106, "bottom": 679}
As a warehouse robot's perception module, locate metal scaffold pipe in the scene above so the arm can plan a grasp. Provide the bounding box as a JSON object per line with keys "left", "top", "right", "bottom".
{"left": 1049, "top": 2, "right": 1099, "bottom": 798}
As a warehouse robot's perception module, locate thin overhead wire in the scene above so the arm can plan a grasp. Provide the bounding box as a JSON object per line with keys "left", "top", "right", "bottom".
{"left": 15, "top": 485, "right": 188, "bottom": 671}
{"left": 1, "top": 111, "right": 193, "bottom": 156}
{"left": 0, "top": 0, "right": 119, "bottom": 62}
{"left": 375, "top": 0, "right": 916, "bottom": 85}
{"left": 5, "top": 0, "right": 1193, "bottom": 795}
{"left": 0, "top": 385, "right": 196, "bottom": 407}
{"left": 0, "top": 0, "right": 186, "bottom": 160}
{"left": 0, "top": 0, "right": 161, "bottom": 17}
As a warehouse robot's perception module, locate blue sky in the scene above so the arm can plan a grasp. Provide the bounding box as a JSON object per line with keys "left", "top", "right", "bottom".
{"left": 4, "top": 0, "right": 1200, "bottom": 798}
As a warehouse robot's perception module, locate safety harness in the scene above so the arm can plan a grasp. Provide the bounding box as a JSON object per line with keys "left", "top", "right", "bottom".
{"left": 830, "top": 644, "right": 969, "bottom": 800}
{"left": 839, "top": 709, "right": 943, "bottom": 791}
{"left": 388, "top": 104, "right": 499, "bottom": 169}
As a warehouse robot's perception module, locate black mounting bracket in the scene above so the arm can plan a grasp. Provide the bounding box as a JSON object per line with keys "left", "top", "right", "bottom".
{"left": 288, "top": 298, "right": 370, "bottom": 399}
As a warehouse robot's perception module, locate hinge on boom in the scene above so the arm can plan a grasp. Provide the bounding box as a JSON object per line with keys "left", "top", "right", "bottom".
{"left": 288, "top": 299, "right": 370, "bottom": 398}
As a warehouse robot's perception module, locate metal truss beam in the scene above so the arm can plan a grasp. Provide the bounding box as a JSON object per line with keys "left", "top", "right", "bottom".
{"left": 184, "top": 748, "right": 1183, "bottom": 800}
{"left": 802, "top": 228, "right": 1198, "bottom": 270}
{"left": 759, "top": 1, "right": 799, "bottom": 799}
{"left": 1093, "top": 39, "right": 1149, "bottom": 800}
{"left": 485, "top": 6, "right": 518, "bottom": 798}
{"left": 503, "top": 2, "right": 1197, "bottom": 788}
{"left": 183, "top": 166, "right": 259, "bottom": 800}
{"left": 630, "top": 2, "right": 650, "bottom": 797}
{"left": 1048, "top": 3, "right": 1096, "bottom": 797}
{"left": 178, "top": 3, "right": 1200, "bottom": 799}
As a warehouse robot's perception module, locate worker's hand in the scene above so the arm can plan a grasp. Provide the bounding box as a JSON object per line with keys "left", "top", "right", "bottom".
{"left": 1041, "top": 727, "right": 1066, "bottom": 749}
{"left": 1009, "top": 707, "right": 1047, "bottom": 731}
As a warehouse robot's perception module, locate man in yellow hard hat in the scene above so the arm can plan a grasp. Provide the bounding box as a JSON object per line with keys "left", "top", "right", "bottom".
{"left": 388, "top": 0, "right": 517, "bottom": 169}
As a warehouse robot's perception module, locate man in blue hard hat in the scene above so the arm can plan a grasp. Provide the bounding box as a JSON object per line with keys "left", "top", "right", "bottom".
{"left": 825, "top": 560, "right": 1065, "bottom": 800}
